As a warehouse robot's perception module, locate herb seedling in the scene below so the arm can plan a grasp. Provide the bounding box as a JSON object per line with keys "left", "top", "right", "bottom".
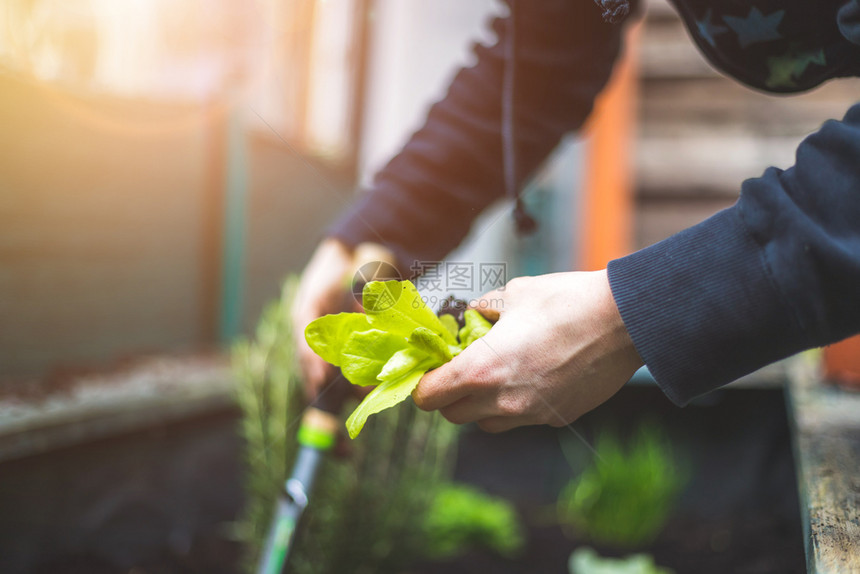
{"left": 557, "top": 423, "right": 688, "bottom": 548}
{"left": 423, "top": 483, "right": 524, "bottom": 559}
{"left": 305, "top": 280, "right": 493, "bottom": 438}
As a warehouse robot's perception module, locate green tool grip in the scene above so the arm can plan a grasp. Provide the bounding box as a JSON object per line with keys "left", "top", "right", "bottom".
{"left": 258, "top": 498, "right": 297, "bottom": 574}
{"left": 297, "top": 423, "right": 335, "bottom": 451}
{"left": 296, "top": 407, "right": 338, "bottom": 451}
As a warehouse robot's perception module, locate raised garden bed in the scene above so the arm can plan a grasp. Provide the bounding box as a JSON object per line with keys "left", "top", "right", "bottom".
{"left": 413, "top": 385, "right": 805, "bottom": 574}
{"left": 0, "top": 355, "right": 821, "bottom": 574}
{"left": 0, "top": 355, "right": 242, "bottom": 574}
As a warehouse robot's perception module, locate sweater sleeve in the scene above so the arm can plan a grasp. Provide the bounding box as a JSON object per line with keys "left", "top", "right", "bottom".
{"left": 328, "top": 0, "right": 630, "bottom": 269}
{"left": 608, "top": 102, "right": 860, "bottom": 406}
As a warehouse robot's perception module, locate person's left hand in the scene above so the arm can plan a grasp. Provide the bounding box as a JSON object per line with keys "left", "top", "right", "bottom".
{"left": 412, "top": 270, "right": 643, "bottom": 432}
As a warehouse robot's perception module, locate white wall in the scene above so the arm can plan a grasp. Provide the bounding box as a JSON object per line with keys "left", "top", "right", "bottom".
{"left": 359, "top": 0, "right": 502, "bottom": 180}
{"left": 358, "top": 0, "right": 583, "bottom": 302}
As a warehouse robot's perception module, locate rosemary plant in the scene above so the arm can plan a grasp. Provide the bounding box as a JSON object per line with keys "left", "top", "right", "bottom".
{"left": 233, "top": 277, "right": 458, "bottom": 574}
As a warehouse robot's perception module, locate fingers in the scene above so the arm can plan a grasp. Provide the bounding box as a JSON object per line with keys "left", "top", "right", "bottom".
{"left": 438, "top": 395, "right": 505, "bottom": 425}
{"left": 476, "top": 416, "right": 532, "bottom": 434}
{"left": 293, "top": 240, "right": 401, "bottom": 401}
{"left": 437, "top": 396, "right": 539, "bottom": 433}
{"left": 469, "top": 276, "right": 529, "bottom": 322}
{"left": 414, "top": 367, "right": 539, "bottom": 434}
{"left": 413, "top": 324, "right": 504, "bottom": 415}
{"left": 469, "top": 288, "right": 504, "bottom": 322}
{"left": 291, "top": 239, "right": 357, "bottom": 398}
{"left": 292, "top": 297, "right": 328, "bottom": 396}
{"left": 412, "top": 360, "right": 474, "bottom": 412}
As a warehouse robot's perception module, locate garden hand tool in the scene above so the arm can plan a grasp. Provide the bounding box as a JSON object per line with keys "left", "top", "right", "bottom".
{"left": 256, "top": 242, "right": 398, "bottom": 574}
{"left": 256, "top": 373, "right": 352, "bottom": 574}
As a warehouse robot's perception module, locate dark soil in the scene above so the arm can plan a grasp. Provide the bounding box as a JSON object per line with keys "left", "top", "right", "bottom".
{"left": 1, "top": 383, "right": 803, "bottom": 574}
{"left": 0, "top": 411, "right": 244, "bottom": 574}
{"left": 411, "top": 386, "right": 805, "bottom": 574}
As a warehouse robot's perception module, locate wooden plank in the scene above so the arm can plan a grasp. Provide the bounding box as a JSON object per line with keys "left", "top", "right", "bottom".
{"left": 639, "top": 23, "right": 719, "bottom": 80}
{"left": 634, "top": 78, "right": 860, "bottom": 197}
{"left": 786, "top": 359, "right": 860, "bottom": 574}
{"left": 636, "top": 133, "right": 801, "bottom": 196}
{"left": 0, "top": 355, "right": 235, "bottom": 463}
{"left": 640, "top": 78, "right": 860, "bottom": 136}
{"left": 635, "top": 196, "right": 735, "bottom": 248}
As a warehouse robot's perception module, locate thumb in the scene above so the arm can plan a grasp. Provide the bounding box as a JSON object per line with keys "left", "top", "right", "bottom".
{"left": 469, "top": 288, "right": 506, "bottom": 323}
{"left": 412, "top": 357, "right": 471, "bottom": 412}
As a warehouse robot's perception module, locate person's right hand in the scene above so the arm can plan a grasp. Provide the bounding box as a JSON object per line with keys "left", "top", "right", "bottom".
{"left": 291, "top": 238, "right": 355, "bottom": 398}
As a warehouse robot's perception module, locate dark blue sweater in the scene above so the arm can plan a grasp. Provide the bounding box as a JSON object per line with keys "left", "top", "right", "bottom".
{"left": 329, "top": 0, "right": 860, "bottom": 405}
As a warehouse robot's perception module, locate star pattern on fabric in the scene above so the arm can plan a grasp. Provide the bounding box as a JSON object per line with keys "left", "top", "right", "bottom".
{"left": 696, "top": 9, "right": 729, "bottom": 47}
{"left": 793, "top": 49, "right": 827, "bottom": 75}
{"left": 766, "top": 48, "right": 827, "bottom": 89}
{"left": 766, "top": 55, "right": 799, "bottom": 88}
{"left": 723, "top": 7, "right": 785, "bottom": 49}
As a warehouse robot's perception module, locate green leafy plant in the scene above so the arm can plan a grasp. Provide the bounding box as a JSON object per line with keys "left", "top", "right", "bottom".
{"left": 233, "top": 277, "right": 460, "bottom": 574}
{"left": 422, "top": 483, "right": 525, "bottom": 559}
{"left": 569, "top": 547, "right": 674, "bottom": 574}
{"left": 305, "top": 279, "right": 493, "bottom": 438}
{"left": 557, "top": 423, "right": 688, "bottom": 548}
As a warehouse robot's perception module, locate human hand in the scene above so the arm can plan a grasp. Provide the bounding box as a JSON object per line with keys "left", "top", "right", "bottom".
{"left": 291, "top": 239, "right": 398, "bottom": 398}
{"left": 291, "top": 238, "right": 355, "bottom": 398}
{"left": 412, "top": 270, "right": 643, "bottom": 432}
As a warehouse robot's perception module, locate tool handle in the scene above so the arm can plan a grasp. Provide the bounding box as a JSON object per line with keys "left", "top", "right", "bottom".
{"left": 257, "top": 496, "right": 298, "bottom": 574}
{"left": 309, "top": 371, "right": 353, "bottom": 415}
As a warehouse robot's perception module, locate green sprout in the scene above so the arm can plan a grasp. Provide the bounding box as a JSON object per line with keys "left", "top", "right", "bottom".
{"left": 422, "top": 483, "right": 525, "bottom": 559}
{"left": 557, "top": 423, "right": 688, "bottom": 549}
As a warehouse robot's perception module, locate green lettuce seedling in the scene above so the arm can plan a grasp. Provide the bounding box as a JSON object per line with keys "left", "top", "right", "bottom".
{"left": 305, "top": 280, "right": 493, "bottom": 438}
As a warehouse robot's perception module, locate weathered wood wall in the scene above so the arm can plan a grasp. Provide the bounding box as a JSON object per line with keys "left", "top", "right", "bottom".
{"left": 635, "top": 0, "right": 860, "bottom": 248}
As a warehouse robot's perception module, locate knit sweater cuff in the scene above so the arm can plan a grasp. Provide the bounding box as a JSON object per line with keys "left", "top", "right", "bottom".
{"left": 607, "top": 207, "right": 802, "bottom": 406}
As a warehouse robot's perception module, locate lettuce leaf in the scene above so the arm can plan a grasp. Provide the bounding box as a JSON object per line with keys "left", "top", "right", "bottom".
{"left": 439, "top": 314, "right": 460, "bottom": 342}
{"left": 363, "top": 280, "right": 458, "bottom": 345}
{"left": 304, "top": 280, "right": 494, "bottom": 438}
{"left": 459, "top": 309, "right": 493, "bottom": 348}
{"left": 304, "top": 313, "right": 373, "bottom": 366}
{"left": 345, "top": 369, "right": 425, "bottom": 439}
{"left": 340, "top": 329, "right": 409, "bottom": 386}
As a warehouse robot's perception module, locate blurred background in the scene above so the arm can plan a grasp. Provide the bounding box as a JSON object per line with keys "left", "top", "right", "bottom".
{"left": 0, "top": 0, "right": 368, "bottom": 379}
{"left": 3, "top": 0, "right": 858, "bottom": 381}
{"left": 1, "top": 0, "right": 858, "bottom": 573}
